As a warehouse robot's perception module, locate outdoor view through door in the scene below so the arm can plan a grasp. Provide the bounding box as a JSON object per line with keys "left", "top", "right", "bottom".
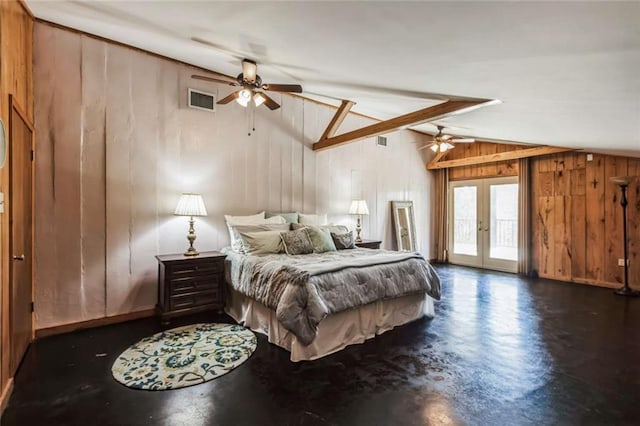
{"left": 449, "top": 177, "right": 519, "bottom": 273}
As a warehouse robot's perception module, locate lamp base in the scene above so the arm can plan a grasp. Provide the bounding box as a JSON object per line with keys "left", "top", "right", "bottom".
{"left": 183, "top": 216, "right": 199, "bottom": 256}
{"left": 614, "top": 286, "right": 640, "bottom": 297}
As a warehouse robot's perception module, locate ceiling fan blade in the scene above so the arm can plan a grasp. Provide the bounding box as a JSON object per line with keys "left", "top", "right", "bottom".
{"left": 262, "top": 83, "right": 303, "bottom": 93}
{"left": 452, "top": 138, "right": 475, "bottom": 143}
{"left": 217, "top": 91, "right": 240, "bottom": 104}
{"left": 259, "top": 92, "right": 280, "bottom": 110}
{"left": 441, "top": 135, "right": 453, "bottom": 140}
{"left": 192, "top": 74, "right": 236, "bottom": 85}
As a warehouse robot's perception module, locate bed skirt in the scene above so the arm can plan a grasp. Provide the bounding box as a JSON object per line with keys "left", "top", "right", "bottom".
{"left": 225, "top": 287, "right": 434, "bottom": 362}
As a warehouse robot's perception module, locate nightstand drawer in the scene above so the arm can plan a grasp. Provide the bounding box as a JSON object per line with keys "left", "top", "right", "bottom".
{"left": 169, "top": 261, "right": 223, "bottom": 276}
{"left": 170, "top": 274, "right": 221, "bottom": 294}
{"left": 170, "top": 289, "right": 220, "bottom": 311}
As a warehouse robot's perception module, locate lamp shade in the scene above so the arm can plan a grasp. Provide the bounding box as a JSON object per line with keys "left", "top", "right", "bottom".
{"left": 174, "top": 193, "right": 207, "bottom": 217}
{"left": 610, "top": 176, "right": 635, "bottom": 186}
{"left": 349, "top": 200, "right": 369, "bottom": 215}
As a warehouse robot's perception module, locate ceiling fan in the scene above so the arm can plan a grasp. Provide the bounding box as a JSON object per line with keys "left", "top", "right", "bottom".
{"left": 191, "top": 59, "right": 303, "bottom": 110}
{"left": 418, "top": 125, "right": 475, "bottom": 153}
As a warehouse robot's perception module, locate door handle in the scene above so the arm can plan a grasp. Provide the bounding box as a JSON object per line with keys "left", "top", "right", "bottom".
{"left": 12, "top": 255, "right": 24, "bottom": 261}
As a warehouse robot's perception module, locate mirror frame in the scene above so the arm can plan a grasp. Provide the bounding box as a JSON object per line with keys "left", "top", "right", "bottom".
{"left": 0, "top": 118, "right": 5, "bottom": 168}
{"left": 391, "top": 200, "right": 417, "bottom": 252}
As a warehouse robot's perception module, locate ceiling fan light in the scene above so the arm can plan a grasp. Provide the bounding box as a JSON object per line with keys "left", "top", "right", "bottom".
{"left": 253, "top": 93, "right": 266, "bottom": 107}
{"left": 430, "top": 144, "right": 439, "bottom": 152}
{"left": 236, "top": 89, "right": 252, "bottom": 107}
{"left": 438, "top": 143, "right": 447, "bottom": 153}
{"left": 242, "top": 60, "right": 258, "bottom": 83}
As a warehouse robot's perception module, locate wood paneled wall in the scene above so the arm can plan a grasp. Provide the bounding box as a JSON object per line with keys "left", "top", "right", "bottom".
{"left": 531, "top": 152, "right": 640, "bottom": 288}
{"left": 446, "top": 141, "right": 526, "bottom": 181}
{"left": 33, "top": 22, "right": 433, "bottom": 330}
{"left": 443, "top": 141, "right": 640, "bottom": 289}
{"left": 0, "top": 0, "right": 33, "bottom": 406}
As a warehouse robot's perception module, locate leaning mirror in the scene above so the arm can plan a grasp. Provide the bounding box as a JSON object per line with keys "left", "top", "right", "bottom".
{"left": 391, "top": 201, "right": 417, "bottom": 251}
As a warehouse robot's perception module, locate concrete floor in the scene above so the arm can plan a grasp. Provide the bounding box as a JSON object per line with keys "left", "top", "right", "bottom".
{"left": 3, "top": 265, "right": 640, "bottom": 425}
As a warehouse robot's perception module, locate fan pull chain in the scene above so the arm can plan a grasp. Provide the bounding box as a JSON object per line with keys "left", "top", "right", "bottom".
{"left": 247, "top": 102, "right": 257, "bottom": 136}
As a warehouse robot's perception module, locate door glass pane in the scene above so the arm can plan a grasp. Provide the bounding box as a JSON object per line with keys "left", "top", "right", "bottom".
{"left": 489, "top": 183, "right": 518, "bottom": 261}
{"left": 453, "top": 186, "right": 477, "bottom": 256}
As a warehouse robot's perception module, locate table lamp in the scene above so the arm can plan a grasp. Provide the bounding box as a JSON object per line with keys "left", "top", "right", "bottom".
{"left": 174, "top": 193, "right": 208, "bottom": 256}
{"left": 349, "top": 199, "right": 369, "bottom": 243}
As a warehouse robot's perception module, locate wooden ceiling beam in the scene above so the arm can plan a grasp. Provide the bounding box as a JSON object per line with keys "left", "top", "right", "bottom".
{"left": 426, "top": 149, "right": 451, "bottom": 168}
{"left": 427, "top": 146, "right": 574, "bottom": 170}
{"left": 319, "top": 100, "right": 355, "bottom": 141}
{"left": 313, "top": 99, "right": 494, "bottom": 152}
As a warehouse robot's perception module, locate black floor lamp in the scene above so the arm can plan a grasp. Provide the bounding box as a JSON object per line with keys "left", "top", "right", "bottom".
{"left": 610, "top": 176, "right": 639, "bottom": 297}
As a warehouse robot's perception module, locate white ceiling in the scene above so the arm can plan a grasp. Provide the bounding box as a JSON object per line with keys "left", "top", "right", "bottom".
{"left": 28, "top": 1, "right": 640, "bottom": 156}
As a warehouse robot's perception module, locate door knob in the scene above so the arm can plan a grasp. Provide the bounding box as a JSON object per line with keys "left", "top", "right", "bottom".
{"left": 12, "top": 255, "right": 24, "bottom": 261}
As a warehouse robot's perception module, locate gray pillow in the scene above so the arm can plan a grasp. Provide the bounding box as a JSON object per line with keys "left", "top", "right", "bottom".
{"left": 280, "top": 228, "right": 314, "bottom": 255}
{"left": 331, "top": 231, "right": 356, "bottom": 250}
{"left": 239, "top": 231, "right": 285, "bottom": 255}
{"left": 231, "top": 223, "right": 291, "bottom": 252}
{"left": 266, "top": 212, "right": 299, "bottom": 223}
{"left": 304, "top": 226, "right": 337, "bottom": 253}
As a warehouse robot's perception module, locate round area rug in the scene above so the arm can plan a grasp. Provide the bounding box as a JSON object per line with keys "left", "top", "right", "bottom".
{"left": 111, "top": 323, "right": 256, "bottom": 390}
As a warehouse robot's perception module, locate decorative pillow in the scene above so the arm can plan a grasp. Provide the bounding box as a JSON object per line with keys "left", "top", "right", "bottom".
{"left": 266, "top": 212, "right": 299, "bottom": 224}
{"left": 304, "top": 226, "right": 337, "bottom": 253}
{"left": 331, "top": 231, "right": 356, "bottom": 250}
{"left": 280, "top": 228, "right": 314, "bottom": 255}
{"left": 239, "top": 231, "right": 285, "bottom": 255}
{"left": 292, "top": 223, "right": 347, "bottom": 234}
{"left": 231, "top": 223, "right": 291, "bottom": 253}
{"left": 298, "top": 213, "right": 328, "bottom": 226}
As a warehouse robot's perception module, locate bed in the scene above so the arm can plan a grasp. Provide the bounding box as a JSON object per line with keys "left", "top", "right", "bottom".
{"left": 223, "top": 246, "right": 441, "bottom": 361}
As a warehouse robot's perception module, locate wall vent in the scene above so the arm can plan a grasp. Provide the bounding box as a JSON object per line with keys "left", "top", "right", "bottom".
{"left": 188, "top": 88, "right": 216, "bottom": 112}
{"left": 377, "top": 136, "right": 388, "bottom": 147}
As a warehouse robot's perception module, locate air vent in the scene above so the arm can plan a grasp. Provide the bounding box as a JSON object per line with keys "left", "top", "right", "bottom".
{"left": 377, "top": 136, "right": 387, "bottom": 147}
{"left": 188, "top": 88, "right": 216, "bottom": 112}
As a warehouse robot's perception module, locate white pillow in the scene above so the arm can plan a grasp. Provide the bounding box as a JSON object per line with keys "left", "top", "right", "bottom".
{"left": 225, "top": 212, "right": 266, "bottom": 252}
{"left": 264, "top": 215, "right": 287, "bottom": 224}
{"left": 224, "top": 212, "right": 287, "bottom": 252}
{"left": 298, "top": 213, "right": 328, "bottom": 226}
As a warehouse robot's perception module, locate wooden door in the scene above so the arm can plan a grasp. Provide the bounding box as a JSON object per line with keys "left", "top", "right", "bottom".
{"left": 9, "top": 96, "right": 34, "bottom": 375}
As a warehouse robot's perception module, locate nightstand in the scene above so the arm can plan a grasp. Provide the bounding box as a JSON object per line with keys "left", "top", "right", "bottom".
{"left": 156, "top": 251, "right": 226, "bottom": 323}
{"left": 355, "top": 239, "right": 382, "bottom": 249}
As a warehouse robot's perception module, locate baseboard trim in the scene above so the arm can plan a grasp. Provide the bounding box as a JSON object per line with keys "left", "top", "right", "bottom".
{"left": 35, "top": 309, "right": 156, "bottom": 339}
{"left": 538, "top": 274, "right": 628, "bottom": 290}
{"left": 0, "top": 378, "right": 14, "bottom": 414}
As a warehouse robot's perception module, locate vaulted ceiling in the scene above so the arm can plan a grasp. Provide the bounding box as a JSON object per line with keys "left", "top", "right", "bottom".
{"left": 27, "top": 1, "right": 640, "bottom": 157}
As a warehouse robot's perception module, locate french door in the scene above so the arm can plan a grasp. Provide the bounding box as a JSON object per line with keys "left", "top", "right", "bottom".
{"left": 448, "top": 177, "right": 518, "bottom": 273}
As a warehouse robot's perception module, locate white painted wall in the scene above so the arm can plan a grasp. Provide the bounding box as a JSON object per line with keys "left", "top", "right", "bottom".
{"left": 33, "top": 23, "right": 434, "bottom": 329}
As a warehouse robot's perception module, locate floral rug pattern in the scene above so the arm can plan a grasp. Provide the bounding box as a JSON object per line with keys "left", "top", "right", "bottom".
{"left": 112, "top": 323, "right": 256, "bottom": 390}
